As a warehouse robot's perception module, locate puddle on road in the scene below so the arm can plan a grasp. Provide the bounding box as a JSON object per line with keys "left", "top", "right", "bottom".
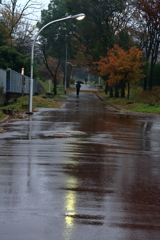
{"left": 1, "top": 91, "right": 160, "bottom": 239}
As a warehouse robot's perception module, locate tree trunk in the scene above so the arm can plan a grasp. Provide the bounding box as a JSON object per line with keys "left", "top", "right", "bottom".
{"left": 109, "top": 87, "right": 113, "bottom": 98}
{"left": 114, "top": 85, "right": 119, "bottom": 98}
{"left": 53, "top": 76, "right": 57, "bottom": 95}
{"left": 143, "top": 77, "right": 147, "bottom": 91}
{"left": 149, "top": 61, "right": 154, "bottom": 90}
{"left": 105, "top": 82, "right": 109, "bottom": 94}
{"left": 148, "top": 42, "right": 159, "bottom": 90}
{"left": 127, "top": 82, "right": 130, "bottom": 99}
{"left": 121, "top": 80, "right": 125, "bottom": 98}
{"left": 66, "top": 64, "right": 72, "bottom": 88}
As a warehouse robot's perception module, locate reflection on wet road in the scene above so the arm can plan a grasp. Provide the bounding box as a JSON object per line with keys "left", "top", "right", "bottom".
{"left": 0, "top": 90, "right": 160, "bottom": 240}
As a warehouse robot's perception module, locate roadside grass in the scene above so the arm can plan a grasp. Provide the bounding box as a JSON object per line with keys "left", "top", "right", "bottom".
{"left": 2, "top": 82, "right": 160, "bottom": 122}
{"left": 99, "top": 86, "right": 160, "bottom": 114}
{"left": 0, "top": 111, "right": 7, "bottom": 122}
{"left": 39, "top": 80, "right": 67, "bottom": 99}
{"left": 32, "top": 95, "right": 63, "bottom": 108}
{"left": 0, "top": 95, "right": 63, "bottom": 122}
{"left": 39, "top": 79, "right": 50, "bottom": 92}
{"left": 0, "top": 80, "right": 72, "bottom": 123}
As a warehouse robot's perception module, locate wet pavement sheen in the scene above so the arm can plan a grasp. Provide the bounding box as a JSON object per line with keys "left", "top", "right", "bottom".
{"left": 0, "top": 88, "right": 160, "bottom": 240}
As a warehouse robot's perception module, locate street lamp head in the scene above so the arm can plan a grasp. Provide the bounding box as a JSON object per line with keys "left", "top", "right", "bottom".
{"left": 71, "top": 13, "right": 85, "bottom": 20}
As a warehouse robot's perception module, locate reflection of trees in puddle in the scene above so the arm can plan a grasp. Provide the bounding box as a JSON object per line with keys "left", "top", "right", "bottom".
{"left": 116, "top": 166, "right": 160, "bottom": 239}
{"left": 62, "top": 141, "right": 118, "bottom": 235}
{"left": 141, "top": 121, "right": 152, "bottom": 152}
{"left": 73, "top": 110, "right": 139, "bottom": 142}
{"left": 61, "top": 108, "right": 140, "bottom": 237}
{"left": 113, "top": 119, "right": 160, "bottom": 240}
{"left": 140, "top": 120, "right": 160, "bottom": 153}
{"left": 63, "top": 167, "right": 106, "bottom": 239}
{"left": 28, "top": 93, "right": 160, "bottom": 239}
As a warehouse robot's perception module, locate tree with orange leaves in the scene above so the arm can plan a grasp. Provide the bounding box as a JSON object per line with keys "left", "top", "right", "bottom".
{"left": 95, "top": 45, "right": 145, "bottom": 98}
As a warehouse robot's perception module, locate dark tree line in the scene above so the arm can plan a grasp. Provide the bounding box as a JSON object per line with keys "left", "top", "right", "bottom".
{"left": 1, "top": 0, "right": 159, "bottom": 95}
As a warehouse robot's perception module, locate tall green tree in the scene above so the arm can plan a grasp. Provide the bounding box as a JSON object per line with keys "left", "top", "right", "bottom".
{"left": 64, "top": 0, "right": 131, "bottom": 87}
{"left": 37, "top": 0, "right": 70, "bottom": 58}
{"left": 38, "top": 0, "right": 128, "bottom": 74}
{"left": 0, "top": 0, "right": 41, "bottom": 55}
{"left": 66, "top": 0, "right": 128, "bottom": 61}
{"left": 115, "top": 29, "right": 135, "bottom": 50}
{"left": 127, "top": 0, "right": 160, "bottom": 90}
{"left": 37, "top": 0, "right": 75, "bottom": 93}
{"left": 0, "top": 45, "right": 30, "bottom": 74}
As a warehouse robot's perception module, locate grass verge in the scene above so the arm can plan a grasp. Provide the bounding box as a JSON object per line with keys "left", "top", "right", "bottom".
{"left": 39, "top": 80, "right": 68, "bottom": 99}
{"left": 99, "top": 86, "right": 160, "bottom": 114}
{"left": 0, "top": 95, "right": 63, "bottom": 123}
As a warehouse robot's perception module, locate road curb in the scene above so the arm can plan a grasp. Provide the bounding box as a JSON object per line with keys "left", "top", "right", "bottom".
{"left": 96, "top": 93, "right": 128, "bottom": 112}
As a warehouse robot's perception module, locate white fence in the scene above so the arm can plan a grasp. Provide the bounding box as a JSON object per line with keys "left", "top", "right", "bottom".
{"left": 0, "top": 68, "right": 39, "bottom": 106}
{"left": 0, "top": 69, "right": 38, "bottom": 94}
{"left": 0, "top": 68, "right": 6, "bottom": 93}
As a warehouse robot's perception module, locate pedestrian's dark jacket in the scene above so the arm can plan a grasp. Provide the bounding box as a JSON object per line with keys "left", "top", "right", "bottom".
{"left": 76, "top": 83, "right": 81, "bottom": 89}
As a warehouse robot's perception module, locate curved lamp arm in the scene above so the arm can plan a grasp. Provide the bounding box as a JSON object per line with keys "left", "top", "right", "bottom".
{"left": 28, "top": 13, "right": 85, "bottom": 113}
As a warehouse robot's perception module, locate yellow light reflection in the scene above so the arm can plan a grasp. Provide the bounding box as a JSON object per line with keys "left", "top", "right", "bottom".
{"left": 65, "top": 212, "right": 75, "bottom": 227}
{"left": 65, "top": 178, "right": 77, "bottom": 228}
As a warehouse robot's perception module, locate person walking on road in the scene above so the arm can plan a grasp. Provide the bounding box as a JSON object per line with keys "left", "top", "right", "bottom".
{"left": 76, "top": 82, "right": 81, "bottom": 96}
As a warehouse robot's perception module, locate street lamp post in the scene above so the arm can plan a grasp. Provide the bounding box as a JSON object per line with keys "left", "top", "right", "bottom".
{"left": 64, "top": 61, "right": 77, "bottom": 93}
{"left": 64, "top": 44, "right": 67, "bottom": 94}
{"left": 27, "top": 13, "right": 85, "bottom": 114}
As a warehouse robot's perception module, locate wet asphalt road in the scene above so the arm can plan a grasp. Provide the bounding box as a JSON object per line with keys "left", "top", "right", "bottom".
{"left": 0, "top": 85, "right": 160, "bottom": 240}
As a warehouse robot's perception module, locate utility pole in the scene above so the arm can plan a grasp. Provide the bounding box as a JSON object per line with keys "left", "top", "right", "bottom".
{"left": 11, "top": 0, "right": 17, "bottom": 15}
{"left": 64, "top": 44, "right": 67, "bottom": 94}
